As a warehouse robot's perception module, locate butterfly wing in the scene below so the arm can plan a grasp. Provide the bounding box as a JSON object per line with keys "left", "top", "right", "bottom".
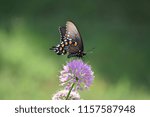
{"left": 59, "top": 26, "right": 66, "bottom": 42}
{"left": 65, "top": 21, "right": 84, "bottom": 54}
{"left": 50, "top": 21, "right": 85, "bottom": 58}
{"left": 49, "top": 27, "right": 67, "bottom": 55}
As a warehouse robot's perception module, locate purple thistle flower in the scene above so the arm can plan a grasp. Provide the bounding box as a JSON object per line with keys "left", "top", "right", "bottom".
{"left": 52, "top": 90, "right": 80, "bottom": 100}
{"left": 59, "top": 59, "right": 94, "bottom": 91}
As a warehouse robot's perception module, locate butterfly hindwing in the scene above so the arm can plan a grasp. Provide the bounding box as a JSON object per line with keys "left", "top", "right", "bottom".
{"left": 59, "top": 26, "right": 66, "bottom": 42}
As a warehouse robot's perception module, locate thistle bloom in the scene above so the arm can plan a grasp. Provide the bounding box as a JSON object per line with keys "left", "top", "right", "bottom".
{"left": 52, "top": 90, "right": 80, "bottom": 100}
{"left": 59, "top": 59, "right": 94, "bottom": 90}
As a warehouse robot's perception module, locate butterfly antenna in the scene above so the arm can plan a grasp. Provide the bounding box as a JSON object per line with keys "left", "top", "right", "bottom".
{"left": 86, "top": 47, "right": 95, "bottom": 54}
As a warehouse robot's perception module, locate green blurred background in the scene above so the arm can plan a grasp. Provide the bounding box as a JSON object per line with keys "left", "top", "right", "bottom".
{"left": 0, "top": 0, "right": 150, "bottom": 99}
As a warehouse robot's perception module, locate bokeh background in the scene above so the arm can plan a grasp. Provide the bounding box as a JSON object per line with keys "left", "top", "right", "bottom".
{"left": 0, "top": 0, "right": 150, "bottom": 99}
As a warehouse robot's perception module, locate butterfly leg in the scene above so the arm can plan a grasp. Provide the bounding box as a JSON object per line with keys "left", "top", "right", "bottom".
{"left": 67, "top": 53, "right": 78, "bottom": 58}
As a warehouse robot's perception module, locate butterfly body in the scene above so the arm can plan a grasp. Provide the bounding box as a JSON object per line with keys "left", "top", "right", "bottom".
{"left": 50, "top": 21, "right": 86, "bottom": 58}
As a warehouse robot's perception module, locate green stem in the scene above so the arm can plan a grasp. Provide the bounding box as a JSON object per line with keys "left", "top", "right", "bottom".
{"left": 66, "top": 83, "right": 75, "bottom": 100}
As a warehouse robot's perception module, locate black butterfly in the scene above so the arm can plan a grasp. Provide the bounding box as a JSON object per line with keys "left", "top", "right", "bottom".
{"left": 50, "top": 21, "right": 86, "bottom": 58}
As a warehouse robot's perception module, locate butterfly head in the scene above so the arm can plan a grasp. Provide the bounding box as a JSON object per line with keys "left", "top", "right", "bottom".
{"left": 78, "top": 50, "right": 86, "bottom": 57}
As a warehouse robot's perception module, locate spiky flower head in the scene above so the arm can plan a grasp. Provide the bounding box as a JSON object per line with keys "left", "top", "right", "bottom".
{"left": 59, "top": 59, "right": 94, "bottom": 91}
{"left": 52, "top": 90, "right": 80, "bottom": 100}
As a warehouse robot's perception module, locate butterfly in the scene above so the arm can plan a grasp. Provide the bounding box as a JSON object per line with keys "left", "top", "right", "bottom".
{"left": 50, "top": 21, "right": 86, "bottom": 58}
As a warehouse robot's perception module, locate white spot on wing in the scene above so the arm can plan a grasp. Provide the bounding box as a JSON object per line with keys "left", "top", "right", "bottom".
{"left": 56, "top": 44, "right": 60, "bottom": 47}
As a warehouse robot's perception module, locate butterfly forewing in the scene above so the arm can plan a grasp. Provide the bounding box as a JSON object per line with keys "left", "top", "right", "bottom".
{"left": 66, "top": 21, "right": 84, "bottom": 53}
